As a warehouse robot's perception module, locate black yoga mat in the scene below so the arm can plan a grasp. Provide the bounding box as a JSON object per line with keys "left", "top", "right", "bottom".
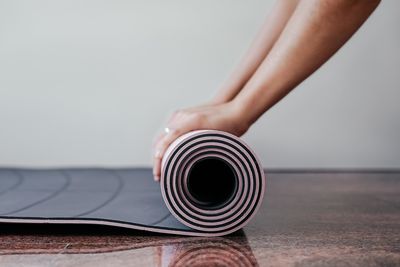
{"left": 0, "top": 130, "right": 266, "bottom": 236}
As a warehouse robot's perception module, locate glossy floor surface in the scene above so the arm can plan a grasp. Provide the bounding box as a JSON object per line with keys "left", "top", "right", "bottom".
{"left": 0, "top": 171, "right": 399, "bottom": 266}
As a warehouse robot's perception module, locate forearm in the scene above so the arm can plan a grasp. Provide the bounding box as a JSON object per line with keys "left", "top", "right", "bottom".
{"left": 211, "top": 0, "right": 300, "bottom": 104}
{"left": 234, "top": 0, "right": 381, "bottom": 126}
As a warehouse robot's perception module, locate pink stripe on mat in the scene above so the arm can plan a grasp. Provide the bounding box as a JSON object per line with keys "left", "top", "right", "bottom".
{"left": 160, "top": 130, "right": 266, "bottom": 236}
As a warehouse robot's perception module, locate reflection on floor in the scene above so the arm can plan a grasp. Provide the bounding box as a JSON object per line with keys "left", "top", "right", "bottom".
{"left": 0, "top": 224, "right": 258, "bottom": 266}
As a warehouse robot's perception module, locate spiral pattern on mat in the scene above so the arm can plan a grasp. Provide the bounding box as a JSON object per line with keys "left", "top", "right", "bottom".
{"left": 160, "top": 130, "right": 266, "bottom": 236}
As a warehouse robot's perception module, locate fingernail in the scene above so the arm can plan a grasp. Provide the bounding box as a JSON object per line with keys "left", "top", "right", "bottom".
{"left": 154, "top": 150, "right": 162, "bottom": 158}
{"left": 154, "top": 175, "right": 160, "bottom": 181}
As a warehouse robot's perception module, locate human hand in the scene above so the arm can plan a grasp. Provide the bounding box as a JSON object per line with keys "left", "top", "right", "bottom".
{"left": 152, "top": 101, "right": 248, "bottom": 181}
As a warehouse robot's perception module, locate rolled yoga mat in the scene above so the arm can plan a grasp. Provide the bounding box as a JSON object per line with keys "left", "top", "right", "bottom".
{"left": 0, "top": 130, "right": 266, "bottom": 236}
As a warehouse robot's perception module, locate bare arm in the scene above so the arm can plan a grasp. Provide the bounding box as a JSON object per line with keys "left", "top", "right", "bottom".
{"left": 212, "top": 0, "right": 300, "bottom": 104}
{"left": 234, "top": 0, "right": 381, "bottom": 126}
{"left": 152, "top": 1, "right": 299, "bottom": 180}
{"left": 152, "top": 0, "right": 380, "bottom": 181}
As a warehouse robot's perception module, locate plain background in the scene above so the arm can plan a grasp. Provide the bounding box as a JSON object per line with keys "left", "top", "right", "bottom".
{"left": 0, "top": 0, "right": 399, "bottom": 169}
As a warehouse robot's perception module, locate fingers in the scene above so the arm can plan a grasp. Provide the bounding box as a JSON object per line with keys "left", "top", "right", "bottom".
{"left": 152, "top": 109, "right": 206, "bottom": 181}
{"left": 153, "top": 156, "right": 162, "bottom": 181}
{"left": 153, "top": 127, "right": 181, "bottom": 181}
{"left": 152, "top": 113, "right": 178, "bottom": 181}
{"left": 152, "top": 132, "right": 164, "bottom": 148}
{"left": 153, "top": 120, "right": 198, "bottom": 181}
{"left": 151, "top": 132, "right": 164, "bottom": 181}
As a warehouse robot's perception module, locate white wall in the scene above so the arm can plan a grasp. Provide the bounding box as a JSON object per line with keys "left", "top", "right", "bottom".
{"left": 0, "top": 0, "right": 399, "bottom": 168}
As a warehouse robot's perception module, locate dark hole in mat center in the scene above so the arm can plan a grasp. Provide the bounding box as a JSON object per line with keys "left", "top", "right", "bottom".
{"left": 187, "top": 157, "right": 237, "bottom": 209}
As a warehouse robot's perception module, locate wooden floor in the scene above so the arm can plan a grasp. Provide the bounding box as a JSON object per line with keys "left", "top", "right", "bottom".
{"left": 0, "top": 171, "right": 399, "bottom": 266}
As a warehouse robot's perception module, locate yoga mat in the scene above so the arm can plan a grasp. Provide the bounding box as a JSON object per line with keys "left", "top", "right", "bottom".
{"left": 0, "top": 130, "right": 266, "bottom": 236}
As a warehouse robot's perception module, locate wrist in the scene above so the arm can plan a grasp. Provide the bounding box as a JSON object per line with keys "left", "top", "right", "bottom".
{"left": 226, "top": 98, "right": 253, "bottom": 135}
{"left": 231, "top": 88, "right": 265, "bottom": 128}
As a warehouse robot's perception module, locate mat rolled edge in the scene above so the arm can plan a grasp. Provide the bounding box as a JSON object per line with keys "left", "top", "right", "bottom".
{"left": 160, "top": 130, "right": 266, "bottom": 236}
